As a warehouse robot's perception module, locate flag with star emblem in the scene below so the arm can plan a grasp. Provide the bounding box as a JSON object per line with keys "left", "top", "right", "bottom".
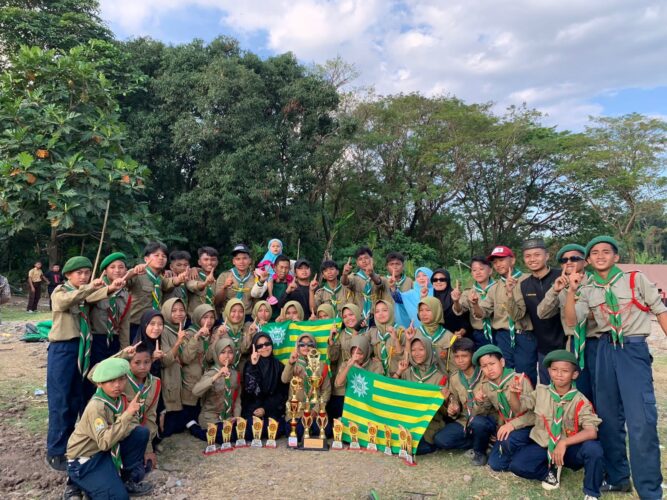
{"left": 261, "top": 319, "right": 340, "bottom": 364}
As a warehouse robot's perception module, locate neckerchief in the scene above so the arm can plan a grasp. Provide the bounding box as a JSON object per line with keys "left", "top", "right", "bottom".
{"left": 571, "top": 275, "right": 590, "bottom": 368}
{"left": 198, "top": 270, "right": 214, "bottom": 305}
{"left": 488, "top": 368, "right": 516, "bottom": 420}
{"left": 230, "top": 268, "right": 251, "bottom": 300}
{"left": 322, "top": 281, "right": 343, "bottom": 317}
{"left": 474, "top": 279, "right": 495, "bottom": 342}
{"left": 418, "top": 324, "right": 445, "bottom": 344}
{"left": 410, "top": 364, "right": 438, "bottom": 383}
{"left": 63, "top": 282, "right": 92, "bottom": 376}
{"left": 546, "top": 384, "right": 578, "bottom": 465}
{"left": 102, "top": 276, "right": 120, "bottom": 347}
{"left": 355, "top": 270, "right": 373, "bottom": 321}
{"left": 226, "top": 327, "right": 243, "bottom": 368}
{"left": 219, "top": 371, "right": 233, "bottom": 421}
{"left": 176, "top": 284, "right": 188, "bottom": 308}
{"left": 91, "top": 388, "right": 124, "bottom": 473}
{"left": 387, "top": 273, "right": 407, "bottom": 290}
{"left": 459, "top": 367, "right": 482, "bottom": 426}
{"left": 144, "top": 267, "right": 162, "bottom": 311}
{"left": 127, "top": 372, "right": 152, "bottom": 422}
{"left": 376, "top": 327, "right": 395, "bottom": 376}
{"left": 500, "top": 270, "right": 522, "bottom": 348}
{"left": 591, "top": 265, "right": 625, "bottom": 346}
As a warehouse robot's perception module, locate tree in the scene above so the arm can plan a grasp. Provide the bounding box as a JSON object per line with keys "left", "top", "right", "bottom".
{"left": 0, "top": 45, "right": 157, "bottom": 265}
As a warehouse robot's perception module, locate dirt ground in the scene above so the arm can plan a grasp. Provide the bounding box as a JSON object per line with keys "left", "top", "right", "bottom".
{"left": 0, "top": 298, "right": 665, "bottom": 499}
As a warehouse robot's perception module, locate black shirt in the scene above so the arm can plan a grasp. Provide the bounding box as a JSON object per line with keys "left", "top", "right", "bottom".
{"left": 520, "top": 267, "right": 565, "bottom": 355}
{"left": 44, "top": 271, "right": 63, "bottom": 291}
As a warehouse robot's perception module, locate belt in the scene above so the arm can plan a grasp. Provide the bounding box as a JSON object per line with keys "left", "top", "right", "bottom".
{"left": 68, "top": 457, "right": 90, "bottom": 464}
{"left": 600, "top": 332, "right": 646, "bottom": 344}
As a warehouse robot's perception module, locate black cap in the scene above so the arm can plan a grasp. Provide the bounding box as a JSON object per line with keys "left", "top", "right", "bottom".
{"left": 522, "top": 238, "right": 546, "bottom": 251}
{"left": 231, "top": 244, "right": 251, "bottom": 256}
{"left": 294, "top": 258, "right": 311, "bottom": 269}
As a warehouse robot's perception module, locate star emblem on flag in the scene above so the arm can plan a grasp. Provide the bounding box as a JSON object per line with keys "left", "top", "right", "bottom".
{"left": 350, "top": 372, "right": 369, "bottom": 398}
{"left": 266, "top": 325, "right": 286, "bottom": 346}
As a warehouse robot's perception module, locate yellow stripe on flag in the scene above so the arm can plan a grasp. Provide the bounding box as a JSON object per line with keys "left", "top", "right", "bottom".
{"left": 374, "top": 379, "right": 443, "bottom": 399}
{"left": 345, "top": 398, "right": 436, "bottom": 425}
{"left": 371, "top": 393, "right": 442, "bottom": 413}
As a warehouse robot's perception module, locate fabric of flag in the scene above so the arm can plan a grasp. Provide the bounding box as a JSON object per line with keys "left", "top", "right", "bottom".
{"left": 262, "top": 319, "right": 340, "bottom": 364}
{"left": 341, "top": 366, "right": 445, "bottom": 454}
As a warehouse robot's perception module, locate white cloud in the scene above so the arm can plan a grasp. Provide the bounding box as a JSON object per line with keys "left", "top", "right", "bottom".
{"left": 100, "top": 0, "right": 667, "bottom": 129}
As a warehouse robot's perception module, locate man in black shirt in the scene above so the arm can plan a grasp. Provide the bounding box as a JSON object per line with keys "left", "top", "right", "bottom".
{"left": 43, "top": 264, "right": 63, "bottom": 310}
{"left": 519, "top": 238, "right": 565, "bottom": 384}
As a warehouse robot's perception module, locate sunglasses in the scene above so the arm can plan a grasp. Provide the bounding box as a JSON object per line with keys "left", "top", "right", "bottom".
{"left": 431, "top": 278, "right": 448, "bottom": 283}
{"left": 255, "top": 342, "right": 272, "bottom": 349}
{"left": 298, "top": 342, "right": 316, "bottom": 348}
{"left": 559, "top": 256, "right": 585, "bottom": 263}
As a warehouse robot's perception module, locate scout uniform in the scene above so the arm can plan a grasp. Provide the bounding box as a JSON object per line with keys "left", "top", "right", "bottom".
{"left": 508, "top": 350, "right": 603, "bottom": 497}
{"left": 244, "top": 300, "right": 273, "bottom": 333}
{"left": 123, "top": 368, "right": 161, "bottom": 457}
{"left": 46, "top": 256, "right": 110, "bottom": 467}
{"left": 572, "top": 236, "right": 666, "bottom": 498}
{"left": 417, "top": 297, "right": 456, "bottom": 375}
{"left": 387, "top": 273, "right": 413, "bottom": 293}
{"left": 454, "top": 279, "right": 495, "bottom": 350}
{"left": 126, "top": 267, "right": 177, "bottom": 341}
{"left": 328, "top": 304, "right": 371, "bottom": 397}
{"left": 158, "top": 298, "right": 184, "bottom": 416}
{"left": 66, "top": 358, "right": 151, "bottom": 499}
{"left": 180, "top": 304, "right": 216, "bottom": 409}
{"left": 163, "top": 281, "right": 188, "bottom": 315}
{"left": 185, "top": 270, "right": 216, "bottom": 319}
{"left": 84, "top": 253, "right": 132, "bottom": 402}
{"left": 344, "top": 270, "right": 393, "bottom": 323}
{"left": 368, "top": 299, "right": 405, "bottom": 376}
{"left": 479, "top": 264, "right": 536, "bottom": 385}
{"left": 27, "top": 264, "right": 44, "bottom": 311}
{"left": 215, "top": 245, "right": 255, "bottom": 316}
{"left": 536, "top": 243, "right": 601, "bottom": 403}
{"left": 314, "top": 280, "right": 348, "bottom": 319}
{"left": 472, "top": 345, "right": 535, "bottom": 472}
{"left": 213, "top": 298, "right": 253, "bottom": 371}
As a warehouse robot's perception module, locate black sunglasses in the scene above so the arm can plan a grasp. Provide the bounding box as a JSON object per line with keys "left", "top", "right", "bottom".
{"left": 256, "top": 341, "right": 272, "bottom": 349}
{"left": 298, "top": 342, "right": 316, "bottom": 348}
{"left": 559, "top": 256, "right": 585, "bottom": 263}
{"left": 431, "top": 278, "right": 448, "bottom": 283}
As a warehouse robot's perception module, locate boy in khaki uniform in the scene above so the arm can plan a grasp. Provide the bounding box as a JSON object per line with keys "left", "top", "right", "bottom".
{"left": 46, "top": 256, "right": 125, "bottom": 472}
{"left": 64, "top": 357, "right": 152, "bottom": 499}
{"left": 472, "top": 345, "right": 535, "bottom": 472}
{"left": 311, "top": 260, "right": 348, "bottom": 319}
{"left": 215, "top": 244, "right": 255, "bottom": 318}
{"left": 452, "top": 256, "right": 495, "bottom": 349}
{"left": 509, "top": 350, "right": 603, "bottom": 498}
{"left": 163, "top": 250, "right": 191, "bottom": 310}
{"left": 185, "top": 247, "right": 218, "bottom": 318}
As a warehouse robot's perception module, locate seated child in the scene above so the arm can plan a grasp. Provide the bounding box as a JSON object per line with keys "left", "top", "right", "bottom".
{"left": 334, "top": 335, "right": 383, "bottom": 393}
{"left": 188, "top": 338, "right": 242, "bottom": 443}
{"left": 509, "top": 350, "right": 603, "bottom": 498}
{"left": 405, "top": 297, "right": 456, "bottom": 375}
{"left": 434, "top": 338, "right": 496, "bottom": 466}
{"left": 368, "top": 299, "right": 404, "bottom": 376}
{"left": 394, "top": 335, "right": 448, "bottom": 455}
{"left": 472, "top": 345, "right": 535, "bottom": 472}
{"left": 281, "top": 333, "right": 332, "bottom": 439}
{"left": 64, "top": 358, "right": 152, "bottom": 499}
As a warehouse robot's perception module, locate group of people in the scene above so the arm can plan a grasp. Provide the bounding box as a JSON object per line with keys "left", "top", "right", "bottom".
{"left": 26, "top": 261, "right": 63, "bottom": 312}
{"left": 42, "top": 236, "right": 665, "bottom": 500}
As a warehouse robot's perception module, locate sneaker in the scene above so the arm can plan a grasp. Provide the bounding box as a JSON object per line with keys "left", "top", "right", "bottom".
{"left": 464, "top": 449, "right": 475, "bottom": 459}
{"left": 541, "top": 466, "right": 561, "bottom": 491}
{"left": 46, "top": 454, "right": 68, "bottom": 472}
{"left": 62, "top": 483, "right": 82, "bottom": 500}
{"left": 584, "top": 496, "right": 599, "bottom": 500}
{"left": 124, "top": 480, "right": 153, "bottom": 497}
{"left": 599, "top": 480, "right": 632, "bottom": 493}
{"left": 471, "top": 451, "right": 488, "bottom": 466}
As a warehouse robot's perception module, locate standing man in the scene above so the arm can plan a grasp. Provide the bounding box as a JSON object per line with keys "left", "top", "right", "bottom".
{"left": 44, "top": 264, "right": 64, "bottom": 310}
{"left": 513, "top": 239, "right": 565, "bottom": 385}
{"left": 27, "top": 261, "right": 44, "bottom": 312}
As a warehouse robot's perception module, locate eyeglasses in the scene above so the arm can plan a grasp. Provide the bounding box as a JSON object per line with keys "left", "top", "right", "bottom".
{"left": 559, "top": 256, "right": 585, "bottom": 263}
{"left": 298, "top": 342, "right": 316, "bottom": 348}
{"left": 255, "top": 342, "right": 272, "bottom": 349}
{"left": 431, "top": 278, "right": 448, "bottom": 283}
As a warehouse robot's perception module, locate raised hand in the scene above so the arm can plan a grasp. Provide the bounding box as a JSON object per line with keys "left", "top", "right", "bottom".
{"left": 204, "top": 268, "right": 216, "bottom": 286}
{"left": 177, "top": 322, "right": 187, "bottom": 344}
{"left": 250, "top": 343, "right": 260, "bottom": 365}
{"left": 451, "top": 286, "right": 462, "bottom": 302}
{"left": 509, "top": 374, "right": 524, "bottom": 394}
{"left": 553, "top": 267, "right": 569, "bottom": 292}
{"left": 286, "top": 281, "right": 298, "bottom": 294}
{"left": 108, "top": 277, "right": 126, "bottom": 293}
{"left": 568, "top": 271, "right": 584, "bottom": 290}
{"left": 405, "top": 321, "right": 416, "bottom": 341}
{"left": 123, "top": 341, "right": 142, "bottom": 356}
{"left": 342, "top": 257, "right": 352, "bottom": 276}
{"left": 126, "top": 392, "right": 142, "bottom": 415}
{"left": 289, "top": 348, "right": 299, "bottom": 365}
{"left": 505, "top": 267, "right": 517, "bottom": 295}
{"left": 224, "top": 276, "right": 234, "bottom": 289}
{"left": 309, "top": 274, "right": 319, "bottom": 291}
{"left": 469, "top": 289, "right": 479, "bottom": 304}
{"left": 91, "top": 278, "right": 105, "bottom": 289}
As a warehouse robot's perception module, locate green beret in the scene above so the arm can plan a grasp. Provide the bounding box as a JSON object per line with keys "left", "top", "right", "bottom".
{"left": 99, "top": 252, "right": 127, "bottom": 272}
{"left": 556, "top": 244, "right": 586, "bottom": 263}
{"left": 91, "top": 357, "right": 130, "bottom": 383}
{"left": 62, "top": 256, "right": 93, "bottom": 274}
{"left": 585, "top": 236, "right": 619, "bottom": 257}
{"left": 472, "top": 345, "right": 504, "bottom": 366}
{"left": 543, "top": 349, "right": 578, "bottom": 370}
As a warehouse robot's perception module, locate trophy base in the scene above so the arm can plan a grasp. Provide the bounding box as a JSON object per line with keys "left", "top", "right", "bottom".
{"left": 265, "top": 439, "right": 277, "bottom": 448}
{"left": 399, "top": 450, "right": 416, "bottom": 466}
{"left": 203, "top": 444, "right": 220, "bottom": 455}
{"left": 331, "top": 440, "right": 344, "bottom": 450}
{"left": 365, "top": 443, "right": 378, "bottom": 453}
{"left": 234, "top": 439, "right": 247, "bottom": 448}
{"left": 250, "top": 439, "right": 263, "bottom": 448}
{"left": 299, "top": 437, "right": 329, "bottom": 451}
{"left": 349, "top": 442, "right": 361, "bottom": 450}
{"left": 220, "top": 442, "right": 233, "bottom": 452}
{"left": 288, "top": 436, "right": 298, "bottom": 448}
{"left": 384, "top": 446, "right": 393, "bottom": 456}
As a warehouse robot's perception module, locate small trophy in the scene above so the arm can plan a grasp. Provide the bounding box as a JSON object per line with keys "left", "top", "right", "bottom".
{"left": 220, "top": 419, "right": 233, "bottom": 451}
{"left": 405, "top": 432, "right": 414, "bottom": 465}
{"left": 383, "top": 425, "right": 393, "bottom": 456}
{"left": 204, "top": 423, "right": 219, "bottom": 455}
{"left": 398, "top": 425, "right": 409, "bottom": 460}
{"left": 235, "top": 417, "right": 247, "bottom": 447}
{"left": 266, "top": 418, "right": 278, "bottom": 448}
{"left": 317, "top": 401, "right": 328, "bottom": 440}
{"left": 307, "top": 348, "right": 322, "bottom": 404}
{"left": 331, "top": 418, "right": 344, "bottom": 450}
{"left": 286, "top": 377, "right": 303, "bottom": 448}
{"left": 348, "top": 421, "right": 361, "bottom": 450}
{"left": 251, "top": 416, "right": 264, "bottom": 447}
{"left": 366, "top": 421, "right": 378, "bottom": 452}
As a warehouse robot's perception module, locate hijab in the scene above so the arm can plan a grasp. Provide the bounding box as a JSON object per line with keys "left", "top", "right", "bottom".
{"left": 340, "top": 303, "right": 362, "bottom": 331}
{"left": 406, "top": 334, "right": 441, "bottom": 382}
{"left": 431, "top": 268, "right": 453, "bottom": 314}
{"left": 211, "top": 337, "right": 236, "bottom": 369}
{"left": 260, "top": 238, "right": 283, "bottom": 264}
{"left": 373, "top": 299, "right": 396, "bottom": 334}
{"left": 283, "top": 300, "right": 305, "bottom": 321}
{"left": 350, "top": 333, "right": 372, "bottom": 369}
{"left": 138, "top": 309, "right": 164, "bottom": 376}
{"left": 418, "top": 296, "right": 444, "bottom": 333}
{"left": 247, "top": 332, "right": 283, "bottom": 396}
{"left": 223, "top": 298, "right": 246, "bottom": 333}
{"left": 395, "top": 267, "right": 434, "bottom": 327}
{"left": 192, "top": 303, "right": 215, "bottom": 329}
{"left": 160, "top": 297, "right": 184, "bottom": 332}
{"left": 252, "top": 300, "right": 273, "bottom": 323}
{"left": 316, "top": 303, "right": 335, "bottom": 319}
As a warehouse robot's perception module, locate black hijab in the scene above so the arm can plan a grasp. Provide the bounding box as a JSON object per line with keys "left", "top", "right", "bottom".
{"left": 431, "top": 268, "right": 453, "bottom": 313}
{"left": 245, "top": 332, "right": 283, "bottom": 397}
{"left": 139, "top": 309, "right": 164, "bottom": 376}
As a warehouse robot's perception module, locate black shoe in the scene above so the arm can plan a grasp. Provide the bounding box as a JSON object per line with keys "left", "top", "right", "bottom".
{"left": 124, "top": 480, "right": 153, "bottom": 497}
{"left": 47, "top": 454, "right": 68, "bottom": 472}
{"left": 600, "top": 480, "right": 632, "bottom": 493}
{"left": 62, "top": 483, "right": 82, "bottom": 500}
{"left": 471, "top": 451, "right": 487, "bottom": 466}
{"left": 541, "top": 466, "right": 560, "bottom": 491}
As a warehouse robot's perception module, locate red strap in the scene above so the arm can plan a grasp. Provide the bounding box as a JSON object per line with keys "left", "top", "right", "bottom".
{"left": 142, "top": 378, "right": 162, "bottom": 425}
{"left": 121, "top": 393, "right": 129, "bottom": 413}
{"left": 320, "top": 364, "right": 329, "bottom": 385}
{"left": 629, "top": 272, "right": 651, "bottom": 312}
{"left": 438, "top": 375, "right": 448, "bottom": 386}
{"left": 120, "top": 294, "right": 133, "bottom": 323}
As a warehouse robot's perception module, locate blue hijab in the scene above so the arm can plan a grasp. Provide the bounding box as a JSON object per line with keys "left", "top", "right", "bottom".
{"left": 394, "top": 267, "right": 433, "bottom": 327}
{"left": 260, "top": 239, "right": 283, "bottom": 277}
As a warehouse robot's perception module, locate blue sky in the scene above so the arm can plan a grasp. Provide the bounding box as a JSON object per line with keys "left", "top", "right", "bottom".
{"left": 100, "top": 0, "right": 667, "bottom": 130}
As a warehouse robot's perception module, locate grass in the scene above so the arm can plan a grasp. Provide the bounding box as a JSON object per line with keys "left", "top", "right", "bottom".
{"left": 0, "top": 304, "right": 51, "bottom": 323}
{"left": 0, "top": 380, "right": 49, "bottom": 435}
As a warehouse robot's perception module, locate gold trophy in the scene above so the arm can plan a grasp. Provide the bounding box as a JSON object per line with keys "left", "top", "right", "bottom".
{"left": 204, "top": 423, "right": 219, "bottom": 455}
{"left": 317, "top": 400, "right": 328, "bottom": 440}
{"left": 383, "top": 425, "right": 393, "bottom": 456}
{"left": 220, "top": 419, "right": 233, "bottom": 451}
{"left": 251, "top": 416, "right": 264, "bottom": 448}
{"left": 235, "top": 417, "right": 247, "bottom": 447}
{"left": 398, "top": 425, "right": 409, "bottom": 460}
{"left": 266, "top": 418, "right": 279, "bottom": 448}
{"left": 285, "top": 377, "right": 303, "bottom": 448}
{"left": 301, "top": 403, "right": 313, "bottom": 439}
{"left": 348, "top": 421, "right": 361, "bottom": 450}
{"left": 307, "top": 348, "right": 322, "bottom": 404}
{"left": 366, "top": 421, "right": 378, "bottom": 452}
{"left": 331, "top": 418, "right": 344, "bottom": 450}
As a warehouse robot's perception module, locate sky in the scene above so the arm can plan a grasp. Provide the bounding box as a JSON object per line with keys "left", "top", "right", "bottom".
{"left": 99, "top": 0, "right": 667, "bottom": 131}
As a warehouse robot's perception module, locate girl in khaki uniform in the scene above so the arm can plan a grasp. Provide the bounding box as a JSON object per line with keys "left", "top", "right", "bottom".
{"left": 368, "top": 299, "right": 404, "bottom": 376}
{"left": 214, "top": 298, "right": 252, "bottom": 372}
{"left": 406, "top": 297, "right": 456, "bottom": 375}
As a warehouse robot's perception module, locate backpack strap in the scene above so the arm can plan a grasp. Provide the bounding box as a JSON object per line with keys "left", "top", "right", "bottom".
{"left": 629, "top": 272, "right": 651, "bottom": 313}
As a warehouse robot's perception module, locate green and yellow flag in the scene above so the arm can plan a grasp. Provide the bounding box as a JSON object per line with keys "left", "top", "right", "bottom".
{"left": 262, "top": 319, "right": 339, "bottom": 364}
{"left": 341, "top": 366, "right": 445, "bottom": 454}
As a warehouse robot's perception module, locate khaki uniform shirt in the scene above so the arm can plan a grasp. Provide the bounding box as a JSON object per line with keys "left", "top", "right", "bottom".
{"left": 179, "top": 332, "right": 208, "bottom": 406}
{"left": 476, "top": 371, "right": 535, "bottom": 429}
{"left": 368, "top": 326, "right": 405, "bottom": 376}
{"left": 185, "top": 276, "right": 215, "bottom": 318}
{"left": 479, "top": 275, "right": 533, "bottom": 331}
{"left": 215, "top": 270, "right": 255, "bottom": 315}
{"left": 123, "top": 374, "right": 161, "bottom": 453}
{"left": 314, "top": 283, "right": 349, "bottom": 314}
{"left": 344, "top": 273, "right": 394, "bottom": 316}
{"left": 328, "top": 330, "right": 370, "bottom": 396}
{"left": 537, "top": 282, "right": 601, "bottom": 338}
{"left": 454, "top": 290, "right": 484, "bottom": 330}
{"left": 28, "top": 268, "right": 44, "bottom": 283}
{"left": 126, "top": 273, "right": 176, "bottom": 325}
{"left": 49, "top": 283, "right": 110, "bottom": 342}
{"left": 160, "top": 326, "right": 183, "bottom": 412}
{"left": 448, "top": 368, "right": 492, "bottom": 426}
{"left": 88, "top": 289, "right": 131, "bottom": 349}
{"left": 193, "top": 367, "right": 242, "bottom": 427}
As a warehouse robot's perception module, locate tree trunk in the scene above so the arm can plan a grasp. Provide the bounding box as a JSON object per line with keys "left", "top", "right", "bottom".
{"left": 47, "top": 227, "right": 59, "bottom": 267}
